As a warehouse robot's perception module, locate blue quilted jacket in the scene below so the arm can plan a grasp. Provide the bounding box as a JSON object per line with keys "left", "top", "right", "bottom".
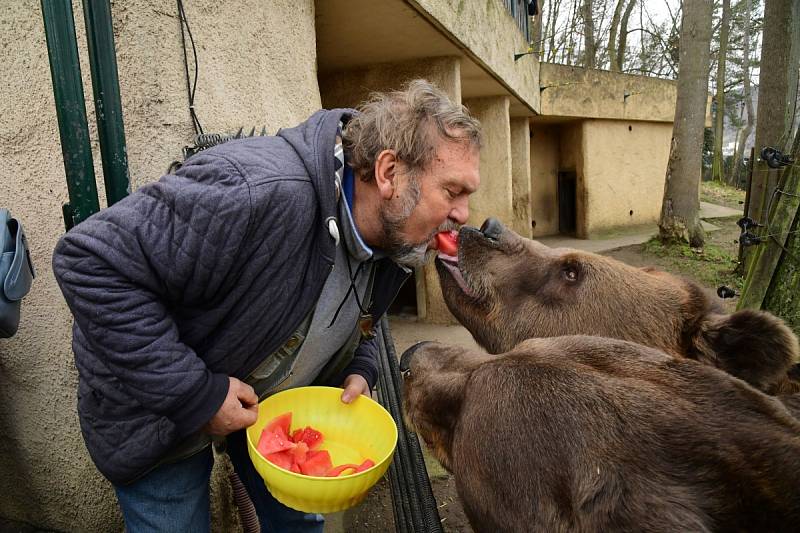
{"left": 52, "top": 109, "right": 408, "bottom": 484}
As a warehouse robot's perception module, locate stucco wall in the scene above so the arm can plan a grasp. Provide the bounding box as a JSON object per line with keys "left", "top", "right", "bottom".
{"left": 510, "top": 117, "right": 532, "bottom": 238}
{"left": 0, "top": 1, "right": 319, "bottom": 531}
{"left": 530, "top": 125, "right": 560, "bottom": 237}
{"left": 581, "top": 119, "right": 673, "bottom": 236}
{"left": 539, "top": 63, "right": 678, "bottom": 123}
{"left": 411, "top": 0, "right": 539, "bottom": 114}
{"left": 463, "top": 96, "right": 513, "bottom": 230}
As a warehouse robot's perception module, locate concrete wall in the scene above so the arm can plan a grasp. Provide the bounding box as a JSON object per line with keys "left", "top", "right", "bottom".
{"left": 510, "top": 117, "right": 532, "bottom": 238}
{"left": 463, "top": 96, "right": 513, "bottom": 230}
{"left": 581, "top": 119, "right": 673, "bottom": 236}
{"left": 411, "top": 0, "right": 540, "bottom": 114}
{"left": 539, "top": 63, "right": 678, "bottom": 122}
{"left": 530, "top": 125, "right": 560, "bottom": 237}
{"left": 0, "top": 1, "right": 319, "bottom": 530}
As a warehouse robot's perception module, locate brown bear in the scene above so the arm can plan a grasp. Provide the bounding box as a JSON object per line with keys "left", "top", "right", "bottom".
{"left": 435, "top": 218, "right": 800, "bottom": 394}
{"left": 400, "top": 336, "right": 800, "bottom": 533}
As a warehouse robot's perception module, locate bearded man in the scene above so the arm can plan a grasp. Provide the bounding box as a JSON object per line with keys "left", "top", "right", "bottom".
{"left": 52, "top": 79, "right": 481, "bottom": 532}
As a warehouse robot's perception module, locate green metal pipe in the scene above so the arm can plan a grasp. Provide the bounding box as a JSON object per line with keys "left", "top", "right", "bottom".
{"left": 82, "top": 0, "right": 130, "bottom": 206}
{"left": 41, "top": 0, "right": 100, "bottom": 230}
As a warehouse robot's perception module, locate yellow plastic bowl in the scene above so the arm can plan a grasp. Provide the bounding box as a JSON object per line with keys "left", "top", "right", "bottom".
{"left": 246, "top": 386, "right": 398, "bottom": 513}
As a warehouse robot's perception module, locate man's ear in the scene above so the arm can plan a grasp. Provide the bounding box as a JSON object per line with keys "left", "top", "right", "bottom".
{"left": 698, "top": 309, "right": 800, "bottom": 391}
{"left": 374, "top": 149, "right": 398, "bottom": 200}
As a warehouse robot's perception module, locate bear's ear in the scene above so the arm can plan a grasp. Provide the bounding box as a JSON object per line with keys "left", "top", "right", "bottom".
{"left": 698, "top": 309, "right": 800, "bottom": 392}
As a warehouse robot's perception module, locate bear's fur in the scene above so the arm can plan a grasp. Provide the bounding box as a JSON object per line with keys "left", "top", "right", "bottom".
{"left": 401, "top": 337, "right": 800, "bottom": 533}
{"left": 435, "top": 219, "right": 799, "bottom": 394}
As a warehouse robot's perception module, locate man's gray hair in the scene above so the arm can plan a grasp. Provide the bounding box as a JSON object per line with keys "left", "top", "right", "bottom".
{"left": 342, "top": 79, "right": 482, "bottom": 183}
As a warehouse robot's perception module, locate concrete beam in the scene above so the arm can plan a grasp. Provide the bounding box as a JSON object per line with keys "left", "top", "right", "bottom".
{"left": 319, "top": 56, "right": 461, "bottom": 109}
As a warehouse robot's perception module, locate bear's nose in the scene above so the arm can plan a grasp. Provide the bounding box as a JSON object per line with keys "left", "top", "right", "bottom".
{"left": 480, "top": 218, "right": 503, "bottom": 241}
{"left": 400, "top": 341, "right": 431, "bottom": 373}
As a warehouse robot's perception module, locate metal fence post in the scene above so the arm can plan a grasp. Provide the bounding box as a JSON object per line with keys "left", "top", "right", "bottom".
{"left": 41, "top": 0, "right": 101, "bottom": 230}
{"left": 82, "top": 0, "right": 130, "bottom": 206}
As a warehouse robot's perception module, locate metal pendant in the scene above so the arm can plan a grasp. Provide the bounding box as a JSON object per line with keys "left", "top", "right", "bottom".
{"left": 359, "top": 313, "right": 375, "bottom": 340}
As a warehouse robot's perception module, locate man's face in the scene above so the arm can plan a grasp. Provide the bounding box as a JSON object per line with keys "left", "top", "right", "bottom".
{"left": 381, "top": 139, "right": 480, "bottom": 267}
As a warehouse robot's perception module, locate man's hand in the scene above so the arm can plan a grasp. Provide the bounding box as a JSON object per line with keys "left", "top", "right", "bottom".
{"left": 340, "top": 374, "right": 371, "bottom": 404}
{"left": 203, "top": 377, "right": 259, "bottom": 436}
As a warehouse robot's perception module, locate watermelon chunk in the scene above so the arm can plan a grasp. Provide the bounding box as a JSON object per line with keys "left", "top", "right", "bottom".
{"left": 258, "top": 412, "right": 376, "bottom": 478}
{"left": 292, "top": 426, "right": 324, "bottom": 451}
{"left": 257, "top": 427, "right": 295, "bottom": 456}
{"left": 355, "top": 459, "right": 375, "bottom": 472}
{"left": 300, "top": 450, "right": 333, "bottom": 477}
{"left": 289, "top": 441, "right": 309, "bottom": 464}
{"left": 265, "top": 412, "right": 292, "bottom": 440}
{"left": 265, "top": 451, "right": 293, "bottom": 471}
{"left": 435, "top": 230, "right": 458, "bottom": 257}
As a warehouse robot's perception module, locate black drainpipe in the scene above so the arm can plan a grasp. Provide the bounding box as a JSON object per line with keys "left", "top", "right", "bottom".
{"left": 41, "top": 0, "right": 130, "bottom": 230}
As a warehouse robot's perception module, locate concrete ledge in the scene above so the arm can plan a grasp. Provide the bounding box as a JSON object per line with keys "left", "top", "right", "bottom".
{"left": 538, "top": 63, "right": 677, "bottom": 122}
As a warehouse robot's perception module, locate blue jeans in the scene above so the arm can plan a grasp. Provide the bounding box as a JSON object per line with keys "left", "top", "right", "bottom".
{"left": 114, "top": 430, "right": 324, "bottom": 533}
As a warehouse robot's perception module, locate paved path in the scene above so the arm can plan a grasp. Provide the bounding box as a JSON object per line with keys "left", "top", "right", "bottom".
{"left": 538, "top": 202, "right": 741, "bottom": 254}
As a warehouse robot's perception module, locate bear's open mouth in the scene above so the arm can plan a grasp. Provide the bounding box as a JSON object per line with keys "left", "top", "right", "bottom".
{"left": 437, "top": 252, "right": 476, "bottom": 298}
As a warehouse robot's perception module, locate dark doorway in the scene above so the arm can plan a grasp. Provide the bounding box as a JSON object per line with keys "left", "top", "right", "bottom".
{"left": 387, "top": 275, "right": 417, "bottom": 318}
{"left": 558, "top": 171, "right": 577, "bottom": 235}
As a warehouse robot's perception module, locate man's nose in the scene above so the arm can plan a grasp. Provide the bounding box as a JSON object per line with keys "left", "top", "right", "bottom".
{"left": 450, "top": 196, "right": 469, "bottom": 225}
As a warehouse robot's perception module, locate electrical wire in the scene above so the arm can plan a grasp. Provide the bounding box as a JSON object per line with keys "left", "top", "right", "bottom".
{"left": 177, "top": 0, "right": 203, "bottom": 135}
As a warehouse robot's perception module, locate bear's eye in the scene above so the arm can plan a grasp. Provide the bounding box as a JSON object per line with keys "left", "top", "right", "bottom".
{"left": 562, "top": 265, "right": 579, "bottom": 283}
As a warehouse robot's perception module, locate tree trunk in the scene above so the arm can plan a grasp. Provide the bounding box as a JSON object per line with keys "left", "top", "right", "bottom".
{"left": 581, "top": 0, "right": 596, "bottom": 68}
{"left": 658, "top": 0, "right": 714, "bottom": 247}
{"left": 740, "top": 126, "right": 800, "bottom": 317}
{"left": 730, "top": 0, "right": 754, "bottom": 187}
{"left": 616, "top": 0, "right": 636, "bottom": 71}
{"left": 712, "top": 0, "right": 731, "bottom": 182}
{"left": 532, "top": 0, "right": 545, "bottom": 57}
{"left": 748, "top": 0, "right": 794, "bottom": 229}
{"left": 607, "top": 0, "right": 626, "bottom": 71}
{"left": 566, "top": 0, "right": 579, "bottom": 64}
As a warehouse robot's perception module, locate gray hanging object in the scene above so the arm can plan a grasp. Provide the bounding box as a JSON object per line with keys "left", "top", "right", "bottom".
{"left": 1, "top": 209, "right": 35, "bottom": 338}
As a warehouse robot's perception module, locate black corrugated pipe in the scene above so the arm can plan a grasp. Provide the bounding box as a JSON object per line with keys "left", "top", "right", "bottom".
{"left": 41, "top": 0, "right": 101, "bottom": 230}
{"left": 81, "top": 0, "right": 130, "bottom": 206}
{"left": 376, "top": 318, "right": 444, "bottom": 533}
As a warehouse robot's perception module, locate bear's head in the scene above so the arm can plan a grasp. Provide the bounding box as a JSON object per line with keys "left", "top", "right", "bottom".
{"left": 436, "top": 218, "right": 799, "bottom": 392}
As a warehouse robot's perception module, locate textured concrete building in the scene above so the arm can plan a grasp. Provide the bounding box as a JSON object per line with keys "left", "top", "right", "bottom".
{"left": 0, "top": 1, "right": 685, "bottom": 530}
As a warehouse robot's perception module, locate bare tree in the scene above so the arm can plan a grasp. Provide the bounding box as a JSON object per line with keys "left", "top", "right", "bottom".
{"left": 532, "top": 0, "right": 545, "bottom": 56}
{"left": 712, "top": 0, "right": 731, "bottom": 182}
{"left": 581, "top": 0, "right": 596, "bottom": 68}
{"left": 748, "top": 0, "right": 796, "bottom": 229}
{"left": 607, "top": 0, "right": 627, "bottom": 71}
{"left": 565, "top": 0, "right": 580, "bottom": 64}
{"left": 616, "top": 0, "right": 637, "bottom": 70}
{"left": 730, "top": 0, "right": 754, "bottom": 186}
{"left": 659, "top": 0, "right": 714, "bottom": 246}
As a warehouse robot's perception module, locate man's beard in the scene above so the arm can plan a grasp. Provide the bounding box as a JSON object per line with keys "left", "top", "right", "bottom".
{"left": 380, "top": 177, "right": 458, "bottom": 268}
